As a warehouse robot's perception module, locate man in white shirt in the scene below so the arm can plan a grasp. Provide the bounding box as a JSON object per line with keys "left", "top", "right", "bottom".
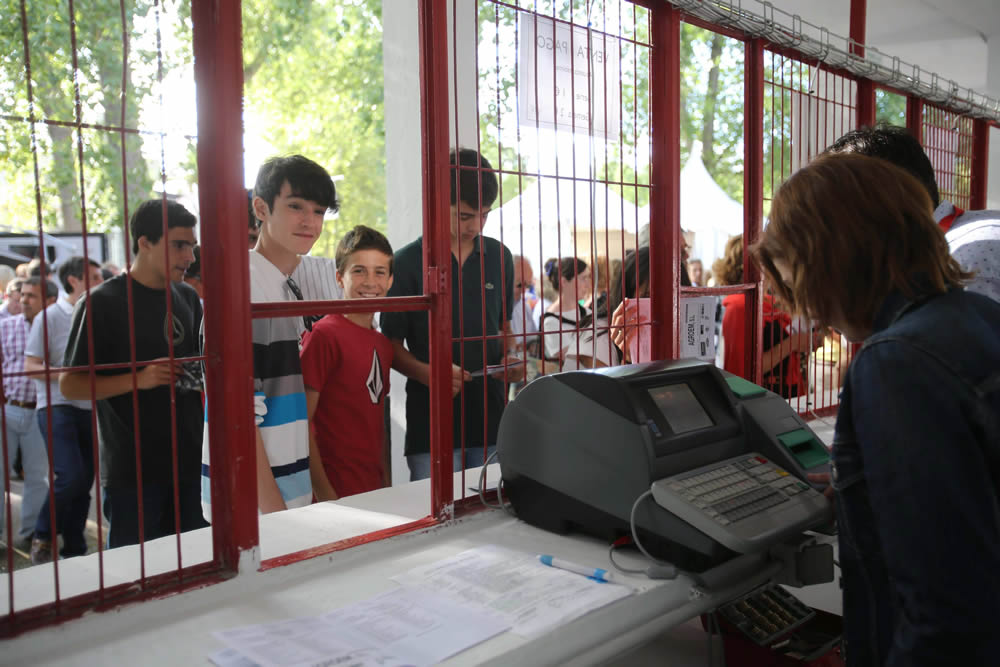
{"left": 25, "top": 257, "right": 103, "bottom": 563}
{"left": 828, "top": 124, "right": 999, "bottom": 304}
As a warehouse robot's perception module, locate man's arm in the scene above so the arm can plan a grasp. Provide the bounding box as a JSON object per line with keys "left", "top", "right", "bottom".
{"left": 60, "top": 359, "right": 177, "bottom": 401}
{"left": 389, "top": 339, "right": 469, "bottom": 396}
{"left": 23, "top": 355, "right": 46, "bottom": 375}
{"left": 255, "top": 425, "right": 286, "bottom": 513}
{"left": 305, "top": 389, "right": 338, "bottom": 501}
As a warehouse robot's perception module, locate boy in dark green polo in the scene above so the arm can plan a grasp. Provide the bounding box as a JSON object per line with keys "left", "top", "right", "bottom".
{"left": 381, "top": 148, "right": 524, "bottom": 480}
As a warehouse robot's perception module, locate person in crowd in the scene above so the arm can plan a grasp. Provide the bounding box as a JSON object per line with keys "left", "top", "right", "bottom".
{"left": 828, "top": 123, "right": 999, "bottom": 304}
{"left": 15, "top": 263, "right": 30, "bottom": 279}
{"left": 688, "top": 258, "right": 704, "bottom": 286}
{"left": 509, "top": 255, "right": 537, "bottom": 345}
{"left": 382, "top": 148, "right": 522, "bottom": 481}
{"left": 714, "top": 234, "right": 820, "bottom": 398}
{"left": 0, "top": 278, "right": 24, "bottom": 319}
{"left": 61, "top": 200, "right": 206, "bottom": 548}
{"left": 564, "top": 246, "right": 649, "bottom": 370}
{"left": 540, "top": 257, "right": 591, "bottom": 362}
{"left": 753, "top": 152, "right": 1000, "bottom": 666}
{"left": 183, "top": 246, "right": 203, "bottom": 301}
{"left": 24, "top": 258, "right": 103, "bottom": 563}
{"left": 247, "top": 188, "right": 262, "bottom": 249}
{"left": 0, "top": 264, "right": 16, "bottom": 297}
{"left": 204, "top": 156, "right": 338, "bottom": 520}
{"left": 302, "top": 225, "right": 393, "bottom": 500}
{"left": 531, "top": 256, "right": 557, "bottom": 330}
{"left": 584, "top": 256, "right": 609, "bottom": 311}
{"left": 100, "top": 262, "right": 121, "bottom": 281}
{"left": 0, "top": 277, "right": 57, "bottom": 551}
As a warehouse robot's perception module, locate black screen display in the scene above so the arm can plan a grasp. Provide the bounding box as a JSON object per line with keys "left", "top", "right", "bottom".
{"left": 648, "top": 383, "right": 715, "bottom": 434}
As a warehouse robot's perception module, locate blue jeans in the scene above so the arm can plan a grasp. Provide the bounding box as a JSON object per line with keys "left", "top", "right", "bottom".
{"left": 406, "top": 445, "right": 497, "bottom": 482}
{"left": 103, "top": 482, "right": 207, "bottom": 549}
{"left": 34, "top": 406, "right": 94, "bottom": 557}
{"left": 2, "top": 404, "right": 48, "bottom": 542}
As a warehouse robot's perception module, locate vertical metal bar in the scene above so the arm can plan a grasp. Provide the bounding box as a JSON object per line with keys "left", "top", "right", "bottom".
{"left": 849, "top": 0, "right": 866, "bottom": 58}
{"left": 971, "top": 118, "right": 990, "bottom": 210}
{"left": 744, "top": 38, "right": 765, "bottom": 385}
{"left": 191, "top": 0, "right": 258, "bottom": 570}
{"left": 648, "top": 3, "right": 679, "bottom": 361}
{"left": 857, "top": 79, "right": 875, "bottom": 129}
{"left": 418, "top": 0, "right": 455, "bottom": 518}
{"left": 906, "top": 96, "right": 923, "bottom": 144}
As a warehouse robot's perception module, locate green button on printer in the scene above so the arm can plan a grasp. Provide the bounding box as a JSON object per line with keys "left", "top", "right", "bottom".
{"left": 777, "top": 429, "right": 830, "bottom": 470}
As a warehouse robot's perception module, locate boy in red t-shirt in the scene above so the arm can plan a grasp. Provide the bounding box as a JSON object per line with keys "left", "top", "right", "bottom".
{"left": 301, "top": 225, "right": 394, "bottom": 499}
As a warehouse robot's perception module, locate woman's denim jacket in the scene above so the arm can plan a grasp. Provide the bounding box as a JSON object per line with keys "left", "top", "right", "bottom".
{"left": 832, "top": 288, "right": 1000, "bottom": 666}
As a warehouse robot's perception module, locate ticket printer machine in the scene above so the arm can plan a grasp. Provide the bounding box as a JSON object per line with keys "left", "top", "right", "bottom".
{"left": 497, "top": 359, "right": 835, "bottom": 579}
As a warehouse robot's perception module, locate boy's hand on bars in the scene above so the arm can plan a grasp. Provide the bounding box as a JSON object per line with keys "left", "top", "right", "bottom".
{"left": 451, "top": 364, "right": 471, "bottom": 396}
{"left": 136, "top": 358, "right": 181, "bottom": 390}
{"left": 502, "top": 356, "right": 525, "bottom": 383}
{"left": 610, "top": 301, "right": 627, "bottom": 351}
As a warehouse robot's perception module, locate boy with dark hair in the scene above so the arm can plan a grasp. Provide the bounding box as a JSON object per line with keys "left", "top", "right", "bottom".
{"left": 24, "top": 257, "right": 103, "bottom": 563}
{"left": 381, "top": 148, "right": 523, "bottom": 481}
{"left": 203, "top": 155, "right": 339, "bottom": 518}
{"left": 828, "top": 124, "right": 999, "bottom": 304}
{"left": 301, "top": 225, "right": 394, "bottom": 499}
{"left": 61, "top": 199, "right": 205, "bottom": 548}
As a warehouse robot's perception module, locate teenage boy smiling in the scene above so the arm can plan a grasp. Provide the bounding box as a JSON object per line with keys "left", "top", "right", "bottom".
{"left": 201, "top": 156, "right": 338, "bottom": 518}
{"left": 301, "top": 225, "right": 394, "bottom": 500}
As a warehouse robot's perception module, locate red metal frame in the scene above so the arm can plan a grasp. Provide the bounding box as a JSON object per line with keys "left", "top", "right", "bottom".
{"left": 193, "top": 0, "right": 259, "bottom": 571}
{"left": 4, "top": 0, "right": 997, "bottom": 639}
{"left": 649, "top": 5, "right": 679, "bottom": 361}
{"left": 419, "top": 0, "right": 456, "bottom": 519}
{"left": 744, "top": 38, "right": 765, "bottom": 384}
{"left": 971, "top": 119, "right": 990, "bottom": 210}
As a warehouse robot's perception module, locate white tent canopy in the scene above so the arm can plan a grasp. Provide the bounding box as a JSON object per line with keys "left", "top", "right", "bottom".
{"left": 678, "top": 141, "right": 744, "bottom": 269}
{"left": 636, "top": 142, "right": 744, "bottom": 269}
{"left": 483, "top": 176, "right": 648, "bottom": 270}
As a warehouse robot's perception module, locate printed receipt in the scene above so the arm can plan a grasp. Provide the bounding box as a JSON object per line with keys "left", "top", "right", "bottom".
{"left": 391, "top": 545, "right": 633, "bottom": 638}
{"left": 212, "top": 587, "right": 511, "bottom": 667}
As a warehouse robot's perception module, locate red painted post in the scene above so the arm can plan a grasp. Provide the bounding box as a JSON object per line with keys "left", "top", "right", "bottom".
{"left": 649, "top": 4, "right": 679, "bottom": 361}
{"left": 849, "top": 0, "right": 866, "bottom": 58}
{"left": 191, "top": 0, "right": 259, "bottom": 570}
{"left": 970, "top": 118, "right": 990, "bottom": 210}
{"left": 744, "top": 39, "right": 765, "bottom": 384}
{"left": 418, "top": 0, "right": 455, "bottom": 518}
{"left": 906, "top": 97, "right": 924, "bottom": 143}
{"left": 857, "top": 79, "right": 875, "bottom": 128}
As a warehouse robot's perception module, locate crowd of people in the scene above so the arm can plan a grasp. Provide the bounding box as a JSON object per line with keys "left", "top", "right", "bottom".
{"left": 1, "top": 124, "right": 999, "bottom": 664}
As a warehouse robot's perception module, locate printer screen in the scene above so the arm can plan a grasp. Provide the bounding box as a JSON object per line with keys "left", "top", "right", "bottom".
{"left": 647, "top": 383, "right": 715, "bottom": 434}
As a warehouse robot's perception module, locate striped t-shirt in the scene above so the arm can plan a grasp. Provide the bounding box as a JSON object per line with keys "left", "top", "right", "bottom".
{"left": 202, "top": 251, "right": 337, "bottom": 520}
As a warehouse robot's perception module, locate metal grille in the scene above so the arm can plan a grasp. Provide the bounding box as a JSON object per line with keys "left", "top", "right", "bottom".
{"left": 922, "top": 104, "right": 975, "bottom": 210}
{"left": 762, "top": 51, "right": 857, "bottom": 419}
{"left": 471, "top": 0, "right": 654, "bottom": 493}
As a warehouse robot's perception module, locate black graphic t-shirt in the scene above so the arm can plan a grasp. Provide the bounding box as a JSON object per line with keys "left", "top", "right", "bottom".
{"left": 64, "top": 274, "right": 204, "bottom": 489}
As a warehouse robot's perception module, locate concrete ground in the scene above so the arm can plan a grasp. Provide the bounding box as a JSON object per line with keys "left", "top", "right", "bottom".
{"left": 1, "top": 479, "right": 102, "bottom": 573}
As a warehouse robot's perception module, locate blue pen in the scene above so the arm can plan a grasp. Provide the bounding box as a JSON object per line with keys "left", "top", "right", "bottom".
{"left": 538, "top": 554, "right": 620, "bottom": 584}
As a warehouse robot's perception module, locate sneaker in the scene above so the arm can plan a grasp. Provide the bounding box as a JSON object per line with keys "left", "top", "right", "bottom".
{"left": 30, "top": 537, "right": 53, "bottom": 565}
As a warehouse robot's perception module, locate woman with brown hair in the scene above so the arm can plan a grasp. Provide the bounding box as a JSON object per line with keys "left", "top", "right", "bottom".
{"left": 715, "top": 234, "right": 820, "bottom": 398}
{"left": 753, "top": 152, "right": 1000, "bottom": 666}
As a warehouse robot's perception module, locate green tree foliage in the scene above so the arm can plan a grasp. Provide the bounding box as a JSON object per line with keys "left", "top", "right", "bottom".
{"left": 241, "top": 0, "right": 385, "bottom": 257}
{"left": 1, "top": 0, "right": 165, "bottom": 234}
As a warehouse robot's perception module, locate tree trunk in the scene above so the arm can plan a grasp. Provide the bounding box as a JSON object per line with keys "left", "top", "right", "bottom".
{"left": 700, "top": 33, "right": 725, "bottom": 171}
{"left": 47, "top": 123, "right": 79, "bottom": 233}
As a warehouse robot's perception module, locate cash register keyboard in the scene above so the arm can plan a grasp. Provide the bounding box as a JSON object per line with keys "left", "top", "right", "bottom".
{"left": 650, "top": 453, "right": 830, "bottom": 554}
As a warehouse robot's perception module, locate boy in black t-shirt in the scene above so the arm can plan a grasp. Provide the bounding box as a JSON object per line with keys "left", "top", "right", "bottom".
{"left": 61, "top": 200, "right": 207, "bottom": 548}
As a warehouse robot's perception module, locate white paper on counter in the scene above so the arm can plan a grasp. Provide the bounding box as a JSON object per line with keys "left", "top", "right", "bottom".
{"left": 213, "top": 586, "right": 510, "bottom": 667}
{"left": 391, "top": 545, "right": 633, "bottom": 638}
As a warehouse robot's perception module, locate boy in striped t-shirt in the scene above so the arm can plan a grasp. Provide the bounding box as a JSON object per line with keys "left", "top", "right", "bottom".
{"left": 202, "top": 155, "right": 338, "bottom": 518}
